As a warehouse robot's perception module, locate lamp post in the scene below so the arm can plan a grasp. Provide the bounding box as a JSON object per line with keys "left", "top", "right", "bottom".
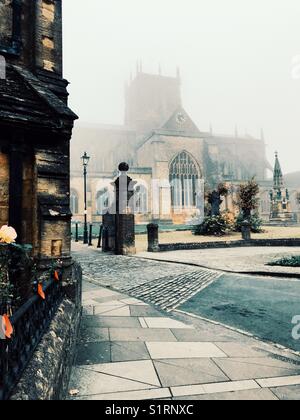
{"left": 81, "top": 152, "right": 90, "bottom": 244}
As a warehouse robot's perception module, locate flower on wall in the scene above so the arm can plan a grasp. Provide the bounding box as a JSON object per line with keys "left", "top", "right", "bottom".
{"left": 0, "top": 225, "right": 17, "bottom": 244}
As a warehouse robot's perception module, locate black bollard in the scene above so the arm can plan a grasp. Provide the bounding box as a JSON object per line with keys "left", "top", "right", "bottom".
{"left": 147, "top": 223, "right": 160, "bottom": 252}
{"left": 97, "top": 224, "right": 103, "bottom": 249}
{"left": 75, "top": 223, "right": 79, "bottom": 242}
{"left": 88, "top": 224, "right": 93, "bottom": 246}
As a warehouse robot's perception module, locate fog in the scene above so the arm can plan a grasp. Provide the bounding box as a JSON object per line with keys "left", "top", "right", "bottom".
{"left": 63, "top": 0, "right": 300, "bottom": 175}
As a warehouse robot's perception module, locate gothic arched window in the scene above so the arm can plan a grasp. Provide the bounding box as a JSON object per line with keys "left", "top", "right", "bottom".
{"left": 169, "top": 151, "right": 200, "bottom": 209}
{"left": 96, "top": 188, "right": 110, "bottom": 215}
{"left": 134, "top": 184, "right": 148, "bottom": 214}
{"left": 70, "top": 189, "right": 79, "bottom": 215}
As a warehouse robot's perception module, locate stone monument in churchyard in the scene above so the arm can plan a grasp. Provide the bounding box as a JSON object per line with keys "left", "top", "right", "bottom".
{"left": 103, "top": 163, "right": 137, "bottom": 255}
{"left": 269, "top": 153, "right": 294, "bottom": 224}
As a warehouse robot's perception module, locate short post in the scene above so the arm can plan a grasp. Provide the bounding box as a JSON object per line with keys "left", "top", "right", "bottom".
{"left": 75, "top": 223, "right": 79, "bottom": 243}
{"left": 241, "top": 220, "right": 251, "bottom": 241}
{"left": 147, "top": 223, "right": 160, "bottom": 252}
{"left": 102, "top": 226, "right": 109, "bottom": 251}
{"left": 97, "top": 225, "right": 103, "bottom": 249}
{"left": 88, "top": 224, "right": 93, "bottom": 246}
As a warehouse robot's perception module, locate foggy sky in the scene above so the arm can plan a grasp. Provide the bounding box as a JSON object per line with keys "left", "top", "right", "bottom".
{"left": 63, "top": 0, "right": 300, "bottom": 175}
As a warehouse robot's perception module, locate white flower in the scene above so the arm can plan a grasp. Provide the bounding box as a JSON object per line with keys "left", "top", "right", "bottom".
{"left": 0, "top": 225, "right": 17, "bottom": 244}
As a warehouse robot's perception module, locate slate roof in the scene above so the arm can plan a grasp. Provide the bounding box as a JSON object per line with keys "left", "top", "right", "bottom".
{"left": 0, "top": 65, "right": 77, "bottom": 130}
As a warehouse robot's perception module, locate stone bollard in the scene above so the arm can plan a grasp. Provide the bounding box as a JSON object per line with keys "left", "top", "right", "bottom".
{"left": 241, "top": 220, "right": 251, "bottom": 241}
{"left": 147, "top": 223, "right": 160, "bottom": 252}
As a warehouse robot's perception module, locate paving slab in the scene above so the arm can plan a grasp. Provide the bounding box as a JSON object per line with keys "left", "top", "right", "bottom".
{"left": 171, "top": 379, "right": 260, "bottom": 398}
{"left": 173, "top": 388, "right": 278, "bottom": 400}
{"left": 130, "top": 306, "right": 163, "bottom": 317}
{"left": 214, "top": 342, "right": 271, "bottom": 358}
{"left": 214, "top": 358, "right": 300, "bottom": 381}
{"left": 153, "top": 359, "right": 229, "bottom": 387}
{"left": 69, "top": 367, "right": 157, "bottom": 397}
{"left": 75, "top": 342, "right": 111, "bottom": 365}
{"left": 71, "top": 388, "right": 172, "bottom": 401}
{"left": 111, "top": 342, "right": 150, "bottom": 362}
{"left": 146, "top": 342, "right": 227, "bottom": 359}
{"left": 256, "top": 375, "right": 300, "bottom": 388}
{"left": 79, "top": 328, "right": 110, "bottom": 343}
{"left": 93, "top": 305, "right": 131, "bottom": 317}
{"left": 82, "top": 315, "right": 141, "bottom": 328}
{"left": 109, "top": 328, "right": 177, "bottom": 342}
{"left": 141, "top": 317, "right": 194, "bottom": 329}
{"left": 82, "top": 360, "right": 161, "bottom": 387}
{"left": 271, "top": 384, "right": 300, "bottom": 400}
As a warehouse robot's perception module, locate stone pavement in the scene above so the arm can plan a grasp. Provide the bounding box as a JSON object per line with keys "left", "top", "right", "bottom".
{"left": 68, "top": 281, "right": 300, "bottom": 400}
{"left": 68, "top": 244, "right": 300, "bottom": 400}
{"left": 137, "top": 247, "right": 300, "bottom": 277}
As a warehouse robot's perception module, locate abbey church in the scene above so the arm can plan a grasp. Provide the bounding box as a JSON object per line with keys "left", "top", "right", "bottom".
{"left": 70, "top": 68, "right": 299, "bottom": 225}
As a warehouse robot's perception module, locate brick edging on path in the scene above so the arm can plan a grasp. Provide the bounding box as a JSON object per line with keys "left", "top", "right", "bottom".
{"left": 158, "top": 238, "right": 300, "bottom": 252}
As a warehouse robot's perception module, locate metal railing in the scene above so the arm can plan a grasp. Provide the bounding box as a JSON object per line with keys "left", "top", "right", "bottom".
{"left": 0, "top": 279, "right": 63, "bottom": 400}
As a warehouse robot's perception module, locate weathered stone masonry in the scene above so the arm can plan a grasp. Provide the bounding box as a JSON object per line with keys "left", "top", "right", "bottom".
{"left": 0, "top": 1, "right": 81, "bottom": 399}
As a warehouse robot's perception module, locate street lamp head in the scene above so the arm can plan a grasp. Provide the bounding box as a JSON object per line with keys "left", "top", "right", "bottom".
{"left": 81, "top": 152, "right": 90, "bottom": 167}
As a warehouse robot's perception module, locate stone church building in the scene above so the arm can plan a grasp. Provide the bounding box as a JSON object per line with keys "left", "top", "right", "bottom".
{"left": 70, "top": 68, "right": 299, "bottom": 225}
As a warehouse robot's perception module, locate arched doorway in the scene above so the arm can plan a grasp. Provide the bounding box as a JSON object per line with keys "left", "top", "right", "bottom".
{"left": 169, "top": 151, "right": 200, "bottom": 210}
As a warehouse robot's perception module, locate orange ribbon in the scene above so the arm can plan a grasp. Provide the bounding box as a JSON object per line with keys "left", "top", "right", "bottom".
{"left": 38, "top": 284, "right": 46, "bottom": 300}
{"left": 3, "top": 315, "right": 13, "bottom": 339}
{"left": 54, "top": 271, "right": 60, "bottom": 282}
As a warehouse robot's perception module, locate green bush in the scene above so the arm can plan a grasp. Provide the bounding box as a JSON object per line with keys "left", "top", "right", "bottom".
{"left": 194, "top": 214, "right": 233, "bottom": 236}
{"left": 235, "top": 213, "right": 263, "bottom": 233}
{"left": 268, "top": 256, "right": 300, "bottom": 267}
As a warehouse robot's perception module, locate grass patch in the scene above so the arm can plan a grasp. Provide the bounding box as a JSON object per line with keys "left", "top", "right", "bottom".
{"left": 268, "top": 256, "right": 300, "bottom": 267}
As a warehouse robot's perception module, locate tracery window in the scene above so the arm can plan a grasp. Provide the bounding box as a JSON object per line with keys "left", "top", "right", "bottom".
{"left": 96, "top": 188, "right": 110, "bottom": 215}
{"left": 169, "top": 151, "right": 200, "bottom": 208}
{"left": 134, "top": 184, "right": 148, "bottom": 214}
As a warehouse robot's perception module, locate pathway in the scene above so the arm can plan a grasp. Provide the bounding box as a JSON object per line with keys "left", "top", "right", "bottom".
{"left": 68, "top": 244, "right": 300, "bottom": 400}
{"left": 137, "top": 247, "right": 300, "bottom": 276}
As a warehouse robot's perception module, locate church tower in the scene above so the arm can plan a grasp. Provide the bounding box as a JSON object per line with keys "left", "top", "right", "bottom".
{"left": 125, "top": 66, "right": 182, "bottom": 135}
{"left": 0, "top": 0, "right": 77, "bottom": 260}
{"left": 269, "top": 152, "right": 293, "bottom": 223}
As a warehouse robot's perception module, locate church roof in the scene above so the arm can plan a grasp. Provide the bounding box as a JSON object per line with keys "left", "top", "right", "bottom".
{"left": 136, "top": 107, "right": 206, "bottom": 150}
{"left": 0, "top": 65, "right": 77, "bottom": 131}
{"left": 161, "top": 107, "right": 201, "bottom": 135}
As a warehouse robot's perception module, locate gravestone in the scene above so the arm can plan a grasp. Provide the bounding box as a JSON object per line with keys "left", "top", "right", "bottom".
{"left": 209, "top": 191, "right": 223, "bottom": 216}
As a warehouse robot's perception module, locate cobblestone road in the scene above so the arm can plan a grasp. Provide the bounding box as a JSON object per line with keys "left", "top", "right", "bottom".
{"left": 72, "top": 243, "right": 220, "bottom": 310}
{"left": 124, "top": 271, "right": 221, "bottom": 311}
